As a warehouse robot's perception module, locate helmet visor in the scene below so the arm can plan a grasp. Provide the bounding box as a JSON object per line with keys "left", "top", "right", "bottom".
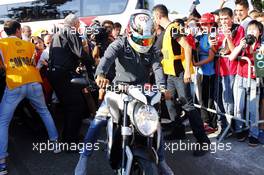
{"left": 131, "top": 35, "right": 154, "bottom": 47}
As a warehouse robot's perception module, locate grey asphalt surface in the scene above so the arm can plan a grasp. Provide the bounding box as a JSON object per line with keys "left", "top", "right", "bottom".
{"left": 6, "top": 117, "right": 264, "bottom": 175}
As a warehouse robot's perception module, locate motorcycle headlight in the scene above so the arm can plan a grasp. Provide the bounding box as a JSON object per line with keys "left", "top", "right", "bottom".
{"left": 133, "top": 105, "right": 159, "bottom": 136}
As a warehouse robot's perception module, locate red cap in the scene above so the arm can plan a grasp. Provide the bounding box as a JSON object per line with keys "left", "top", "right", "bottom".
{"left": 200, "top": 13, "right": 215, "bottom": 24}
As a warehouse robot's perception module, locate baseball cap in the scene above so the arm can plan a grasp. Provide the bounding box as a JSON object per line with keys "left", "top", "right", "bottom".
{"left": 200, "top": 13, "right": 215, "bottom": 24}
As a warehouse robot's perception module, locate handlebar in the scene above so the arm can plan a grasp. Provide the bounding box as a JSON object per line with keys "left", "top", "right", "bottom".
{"left": 70, "top": 64, "right": 98, "bottom": 91}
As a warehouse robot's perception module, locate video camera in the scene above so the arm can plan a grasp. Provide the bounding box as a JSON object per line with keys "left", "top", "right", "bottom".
{"left": 86, "top": 22, "right": 109, "bottom": 46}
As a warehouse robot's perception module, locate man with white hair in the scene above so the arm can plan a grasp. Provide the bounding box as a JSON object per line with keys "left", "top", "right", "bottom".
{"left": 22, "top": 25, "right": 32, "bottom": 41}
{"left": 47, "top": 14, "right": 93, "bottom": 145}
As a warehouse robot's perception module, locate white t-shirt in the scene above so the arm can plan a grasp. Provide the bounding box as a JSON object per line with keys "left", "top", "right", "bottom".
{"left": 37, "top": 47, "right": 49, "bottom": 69}
{"left": 240, "top": 16, "right": 252, "bottom": 33}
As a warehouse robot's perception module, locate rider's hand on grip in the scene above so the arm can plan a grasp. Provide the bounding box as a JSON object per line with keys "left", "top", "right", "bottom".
{"left": 95, "top": 74, "right": 109, "bottom": 89}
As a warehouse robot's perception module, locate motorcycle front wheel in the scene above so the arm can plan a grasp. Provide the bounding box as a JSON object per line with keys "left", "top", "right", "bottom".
{"left": 130, "top": 158, "right": 159, "bottom": 175}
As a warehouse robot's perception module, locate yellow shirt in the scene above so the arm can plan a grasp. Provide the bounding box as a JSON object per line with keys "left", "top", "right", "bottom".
{"left": 161, "top": 23, "right": 194, "bottom": 76}
{"left": 0, "top": 37, "right": 42, "bottom": 89}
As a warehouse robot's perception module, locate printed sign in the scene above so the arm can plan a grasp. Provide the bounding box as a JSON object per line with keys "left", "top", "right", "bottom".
{"left": 254, "top": 52, "right": 264, "bottom": 77}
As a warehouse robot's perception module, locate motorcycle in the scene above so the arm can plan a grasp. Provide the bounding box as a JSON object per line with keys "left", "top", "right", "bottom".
{"left": 71, "top": 69, "right": 161, "bottom": 175}
{"left": 105, "top": 84, "right": 161, "bottom": 175}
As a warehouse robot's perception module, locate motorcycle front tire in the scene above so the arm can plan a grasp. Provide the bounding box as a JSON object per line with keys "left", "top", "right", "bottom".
{"left": 130, "top": 158, "right": 159, "bottom": 175}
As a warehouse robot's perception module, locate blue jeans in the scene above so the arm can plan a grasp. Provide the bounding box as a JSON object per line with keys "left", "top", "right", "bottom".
{"left": 215, "top": 75, "right": 235, "bottom": 130}
{"left": 212, "top": 75, "right": 227, "bottom": 130}
{"left": 0, "top": 83, "right": 58, "bottom": 159}
{"left": 233, "top": 75, "right": 259, "bottom": 138}
{"left": 166, "top": 74, "right": 197, "bottom": 114}
{"left": 222, "top": 75, "right": 235, "bottom": 115}
{"left": 82, "top": 117, "right": 107, "bottom": 157}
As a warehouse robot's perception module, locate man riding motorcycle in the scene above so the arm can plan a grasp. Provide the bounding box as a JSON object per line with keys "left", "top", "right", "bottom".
{"left": 74, "top": 9, "right": 174, "bottom": 175}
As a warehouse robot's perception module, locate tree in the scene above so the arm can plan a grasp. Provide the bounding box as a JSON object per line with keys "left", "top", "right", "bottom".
{"left": 251, "top": 0, "right": 263, "bottom": 12}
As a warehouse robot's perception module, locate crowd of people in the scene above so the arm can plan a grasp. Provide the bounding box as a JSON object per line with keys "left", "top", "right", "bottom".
{"left": 0, "top": 0, "right": 264, "bottom": 174}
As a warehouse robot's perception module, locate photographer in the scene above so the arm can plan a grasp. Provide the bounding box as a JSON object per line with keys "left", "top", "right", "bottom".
{"left": 112, "top": 22, "right": 122, "bottom": 39}
{"left": 90, "top": 20, "right": 115, "bottom": 68}
{"left": 229, "top": 20, "right": 263, "bottom": 146}
{"left": 89, "top": 20, "right": 116, "bottom": 102}
{"left": 47, "top": 14, "right": 93, "bottom": 145}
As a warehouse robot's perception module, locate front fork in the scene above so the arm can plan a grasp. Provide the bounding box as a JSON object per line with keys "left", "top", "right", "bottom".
{"left": 120, "top": 97, "right": 160, "bottom": 174}
{"left": 121, "top": 96, "right": 132, "bottom": 175}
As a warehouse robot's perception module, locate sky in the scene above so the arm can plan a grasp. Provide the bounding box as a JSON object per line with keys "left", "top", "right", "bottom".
{"left": 153, "top": 0, "right": 254, "bottom": 16}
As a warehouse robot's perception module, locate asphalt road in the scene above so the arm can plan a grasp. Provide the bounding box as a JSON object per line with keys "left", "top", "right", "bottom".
{"left": 6, "top": 116, "right": 264, "bottom": 175}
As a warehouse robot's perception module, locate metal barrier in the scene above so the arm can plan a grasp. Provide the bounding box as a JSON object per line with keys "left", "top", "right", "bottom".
{"left": 252, "top": 78, "right": 264, "bottom": 126}
{"left": 253, "top": 51, "right": 264, "bottom": 126}
{"left": 193, "top": 55, "right": 264, "bottom": 142}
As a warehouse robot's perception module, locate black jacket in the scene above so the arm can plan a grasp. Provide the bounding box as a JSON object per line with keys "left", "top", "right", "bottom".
{"left": 49, "top": 26, "right": 93, "bottom": 71}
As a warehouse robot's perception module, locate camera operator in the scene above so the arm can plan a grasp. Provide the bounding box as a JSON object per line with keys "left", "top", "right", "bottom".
{"left": 47, "top": 14, "right": 93, "bottom": 145}
{"left": 90, "top": 20, "right": 114, "bottom": 65}
{"left": 112, "top": 22, "right": 122, "bottom": 39}
{"left": 102, "top": 20, "right": 115, "bottom": 41}
{"left": 89, "top": 20, "right": 116, "bottom": 101}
